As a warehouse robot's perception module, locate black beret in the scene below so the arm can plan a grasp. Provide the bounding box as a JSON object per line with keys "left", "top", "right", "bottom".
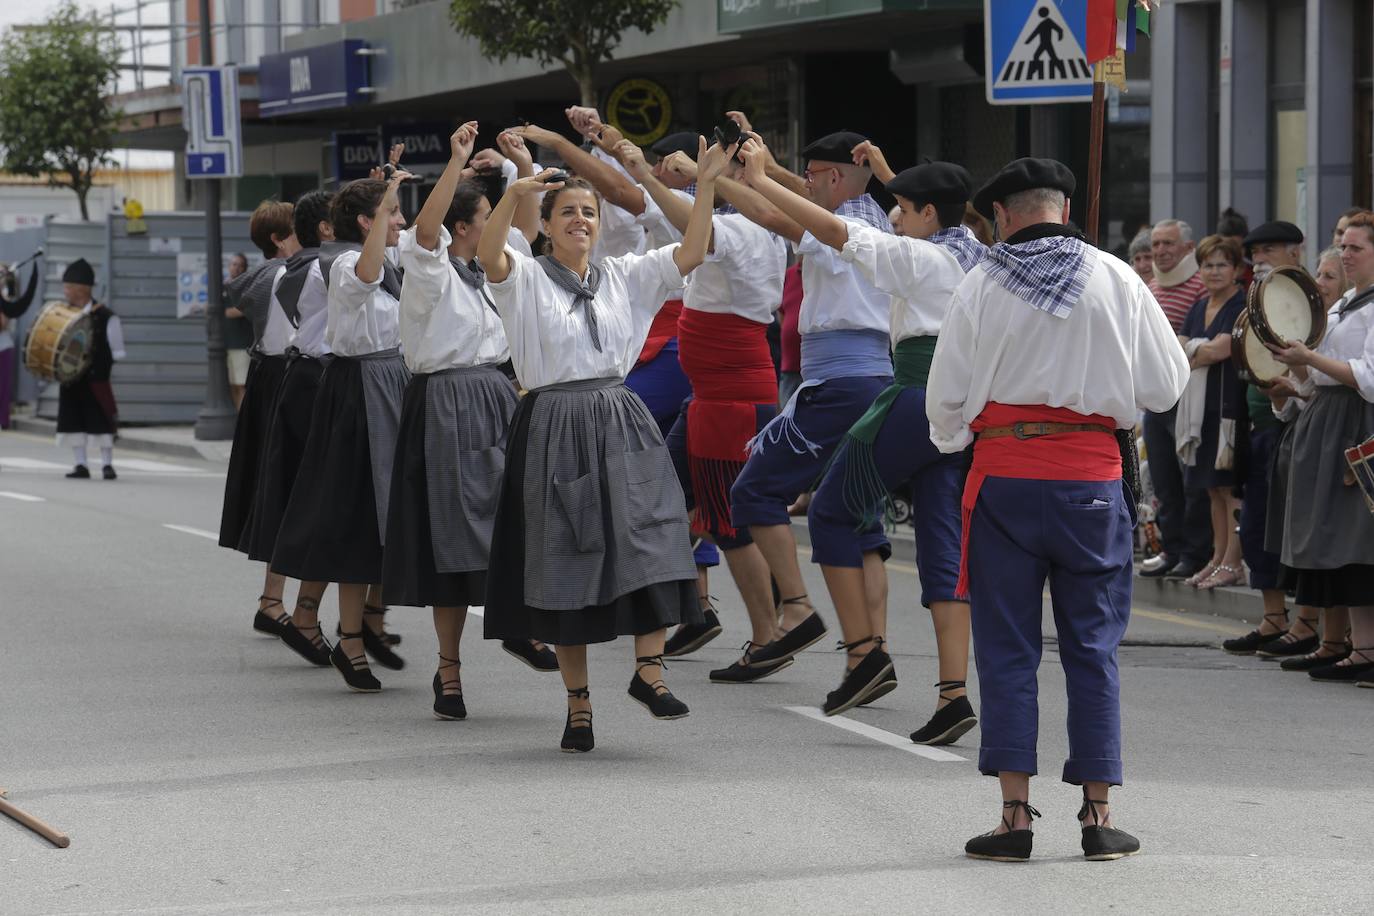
{"left": 972, "top": 157, "right": 1076, "bottom": 218}
{"left": 650, "top": 131, "right": 699, "bottom": 162}
{"left": 62, "top": 258, "right": 95, "bottom": 286}
{"left": 801, "top": 130, "right": 868, "bottom": 165}
{"left": 1243, "top": 220, "right": 1304, "bottom": 249}
{"left": 886, "top": 162, "right": 973, "bottom": 206}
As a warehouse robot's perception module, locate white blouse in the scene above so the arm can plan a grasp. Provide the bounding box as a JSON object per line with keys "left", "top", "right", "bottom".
{"left": 635, "top": 188, "right": 688, "bottom": 299}
{"left": 259, "top": 265, "right": 292, "bottom": 356}
{"left": 927, "top": 249, "right": 1191, "bottom": 452}
{"left": 684, "top": 211, "right": 787, "bottom": 326}
{"left": 395, "top": 226, "right": 511, "bottom": 374}
{"left": 589, "top": 148, "right": 647, "bottom": 266}
{"left": 324, "top": 248, "right": 401, "bottom": 357}
{"left": 796, "top": 216, "right": 892, "bottom": 336}
{"left": 286, "top": 260, "right": 330, "bottom": 357}
{"left": 839, "top": 224, "right": 970, "bottom": 345}
{"left": 487, "top": 244, "right": 686, "bottom": 389}
{"left": 1297, "top": 287, "right": 1374, "bottom": 402}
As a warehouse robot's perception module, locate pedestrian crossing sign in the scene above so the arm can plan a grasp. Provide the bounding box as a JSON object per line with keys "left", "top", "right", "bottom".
{"left": 985, "top": 0, "right": 1094, "bottom": 105}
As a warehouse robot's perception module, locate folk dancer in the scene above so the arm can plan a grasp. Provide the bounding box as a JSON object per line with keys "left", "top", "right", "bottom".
{"left": 722, "top": 130, "right": 896, "bottom": 676}
{"left": 270, "top": 171, "right": 412, "bottom": 692}
{"left": 741, "top": 140, "right": 986, "bottom": 739}
{"left": 609, "top": 134, "right": 790, "bottom": 675}
{"left": 926, "top": 158, "right": 1188, "bottom": 862}
{"left": 477, "top": 141, "right": 729, "bottom": 752}
{"left": 384, "top": 121, "right": 551, "bottom": 721}
{"left": 246, "top": 191, "right": 340, "bottom": 666}
{"left": 56, "top": 259, "right": 124, "bottom": 480}
{"left": 216, "top": 201, "right": 300, "bottom": 635}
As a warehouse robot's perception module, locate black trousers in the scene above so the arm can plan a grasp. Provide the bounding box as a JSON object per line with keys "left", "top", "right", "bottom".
{"left": 1143, "top": 405, "right": 1213, "bottom": 566}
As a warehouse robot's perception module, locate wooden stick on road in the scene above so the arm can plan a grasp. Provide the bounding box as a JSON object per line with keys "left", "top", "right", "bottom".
{"left": 0, "top": 788, "right": 71, "bottom": 848}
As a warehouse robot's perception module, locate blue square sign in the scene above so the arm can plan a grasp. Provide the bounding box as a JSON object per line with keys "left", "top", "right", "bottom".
{"left": 186, "top": 152, "right": 227, "bottom": 176}
{"left": 985, "top": 0, "right": 1094, "bottom": 105}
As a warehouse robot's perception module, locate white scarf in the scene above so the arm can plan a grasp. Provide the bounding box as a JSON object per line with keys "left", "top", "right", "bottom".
{"left": 1154, "top": 251, "right": 1199, "bottom": 288}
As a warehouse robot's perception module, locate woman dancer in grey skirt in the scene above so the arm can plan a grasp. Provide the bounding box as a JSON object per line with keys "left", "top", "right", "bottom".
{"left": 477, "top": 139, "right": 732, "bottom": 752}
{"left": 1268, "top": 210, "right": 1374, "bottom": 684}
{"left": 385, "top": 120, "right": 550, "bottom": 719}
{"left": 271, "top": 170, "right": 412, "bottom": 693}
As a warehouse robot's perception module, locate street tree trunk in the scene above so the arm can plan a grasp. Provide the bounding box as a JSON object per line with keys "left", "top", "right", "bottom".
{"left": 571, "top": 62, "right": 598, "bottom": 109}
{"left": 75, "top": 182, "right": 90, "bottom": 221}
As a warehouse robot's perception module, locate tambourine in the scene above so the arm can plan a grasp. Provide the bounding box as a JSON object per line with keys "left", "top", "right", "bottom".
{"left": 1231, "top": 311, "right": 1288, "bottom": 387}
{"left": 1246, "top": 265, "right": 1326, "bottom": 350}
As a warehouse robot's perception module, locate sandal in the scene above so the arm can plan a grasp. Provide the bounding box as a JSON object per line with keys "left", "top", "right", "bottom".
{"left": 1185, "top": 562, "right": 1218, "bottom": 587}
{"left": 1196, "top": 563, "right": 1242, "bottom": 590}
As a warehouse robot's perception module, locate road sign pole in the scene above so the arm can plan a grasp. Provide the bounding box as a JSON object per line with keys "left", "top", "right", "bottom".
{"left": 193, "top": 0, "right": 236, "bottom": 441}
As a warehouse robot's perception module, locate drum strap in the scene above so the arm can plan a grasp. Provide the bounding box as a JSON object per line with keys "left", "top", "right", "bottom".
{"left": 1339, "top": 286, "right": 1374, "bottom": 317}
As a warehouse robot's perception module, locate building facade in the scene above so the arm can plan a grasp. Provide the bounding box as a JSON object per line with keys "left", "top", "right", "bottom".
{"left": 1151, "top": 0, "right": 1374, "bottom": 257}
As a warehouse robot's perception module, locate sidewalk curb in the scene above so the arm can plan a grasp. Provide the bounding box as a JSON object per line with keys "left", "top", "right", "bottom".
{"left": 8, "top": 416, "right": 229, "bottom": 463}
{"left": 790, "top": 520, "right": 1264, "bottom": 627}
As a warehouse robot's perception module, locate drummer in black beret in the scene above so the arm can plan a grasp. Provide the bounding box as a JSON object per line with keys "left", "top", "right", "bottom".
{"left": 61, "top": 257, "right": 96, "bottom": 290}
{"left": 54, "top": 256, "right": 124, "bottom": 480}
{"left": 1244, "top": 220, "right": 1304, "bottom": 277}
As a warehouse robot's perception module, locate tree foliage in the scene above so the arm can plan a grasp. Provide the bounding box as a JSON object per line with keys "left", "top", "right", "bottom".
{"left": 449, "top": 0, "right": 678, "bottom": 107}
{"left": 0, "top": 1, "right": 124, "bottom": 220}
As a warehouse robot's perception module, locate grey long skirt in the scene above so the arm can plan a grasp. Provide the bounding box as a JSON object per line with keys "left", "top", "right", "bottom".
{"left": 1281, "top": 385, "right": 1374, "bottom": 570}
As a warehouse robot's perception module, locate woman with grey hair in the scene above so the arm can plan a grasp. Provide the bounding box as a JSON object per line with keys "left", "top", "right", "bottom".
{"left": 1127, "top": 229, "right": 1153, "bottom": 285}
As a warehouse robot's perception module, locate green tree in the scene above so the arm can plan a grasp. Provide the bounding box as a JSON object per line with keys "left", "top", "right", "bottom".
{"left": 0, "top": 1, "right": 123, "bottom": 220}
{"left": 449, "top": 0, "right": 678, "bottom": 108}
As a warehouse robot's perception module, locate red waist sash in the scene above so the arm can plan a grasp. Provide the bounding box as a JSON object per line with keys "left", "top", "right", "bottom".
{"left": 956, "top": 402, "right": 1120, "bottom": 598}
{"left": 636, "top": 298, "right": 683, "bottom": 367}
{"left": 677, "top": 307, "right": 778, "bottom": 537}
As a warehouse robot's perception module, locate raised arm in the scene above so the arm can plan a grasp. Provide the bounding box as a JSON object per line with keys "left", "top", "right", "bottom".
{"left": 739, "top": 137, "right": 848, "bottom": 250}
{"left": 514, "top": 124, "right": 646, "bottom": 216}
{"left": 1, "top": 264, "right": 40, "bottom": 318}
{"left": 615, "top": 139, "right": 696, "bottom": 239}
{"left": 416, "top": 120, "right": 479, "bottom": 252}
{"left": 497, "top": 129, "right": 542, "bottom": 244}
{"left": 851, "top": 140, "right": 896, "bottom": 185}
{"left": 356, "top": 169, "right": 411, "bottom": 284}
{"left": 674, "top": 138, "right": 734, "bottom": 277}
{"left": 726, "top": 113, "right": 806, "bottom": 196}
{"left": 478, "top": 169, "right": 559, "bottom": 284}
{"left": 655, "top": 147, "right": 802, "bottom": 243}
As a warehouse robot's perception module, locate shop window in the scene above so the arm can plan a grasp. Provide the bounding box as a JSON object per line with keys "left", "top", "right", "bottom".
{"left": 1268, "top": 0, "right": 1306, "bottom": 224}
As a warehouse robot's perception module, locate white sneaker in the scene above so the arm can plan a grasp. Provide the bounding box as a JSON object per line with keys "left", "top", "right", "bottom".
{"left": 1139, "top": 554, "right": 1172, "bottom": 573}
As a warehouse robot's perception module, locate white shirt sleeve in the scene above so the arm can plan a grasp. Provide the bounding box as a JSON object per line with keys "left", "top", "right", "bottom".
{"left": 1132, "top": 281, "right": 1193, "bottom": 412}
{"left": 926, "top": 290, "right": 977, "bottom": 452}
{"left": 395, "top": 226, "right": 451, "bottom": 315}
{"left": 634, "top": 190, "right": 681, "bottom": 244}
{"left": 105, "top": 314, "right": 126, "bottom": 361}
{"left": 609, "top": 244, "right": 685, "bottom": 324}
{"left": 796, "top": 229, "right": 851, "bottom": 276}
{"left": 506, "top": 226, "right": 533, "bottom": 259}
{"left": 1347, "top": 321, "right": 1374, "bottom": 402}
{"left": 838, "top": 225, "right": 928, "bottom": 296}
{"left": 331, "top": 250, "right": 382, "bottom": 309}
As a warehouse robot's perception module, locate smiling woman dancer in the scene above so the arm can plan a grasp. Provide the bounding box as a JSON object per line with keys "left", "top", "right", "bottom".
{"left": 271, "top": 169, "right": 412, "bottom": 693}
{"left": 477, "top": 139, "right": 730, "bottom": 753}
{"left": 384, "top": 120, "right": 546, "bottom": 720}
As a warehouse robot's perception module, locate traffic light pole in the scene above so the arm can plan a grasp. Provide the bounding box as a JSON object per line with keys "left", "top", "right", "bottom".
{"left": 193, "top": 0, "right": 236, "bottom": 440}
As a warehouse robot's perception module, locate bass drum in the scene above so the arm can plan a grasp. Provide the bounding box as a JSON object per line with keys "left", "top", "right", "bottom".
{"left": 1231, "top": 311, "right": 1288, "bottom": 387}
{"left": 24, "top": 301, "right": 93, "bottom": 382}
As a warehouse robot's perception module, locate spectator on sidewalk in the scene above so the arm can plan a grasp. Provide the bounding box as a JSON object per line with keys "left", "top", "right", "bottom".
{"left": 1176, "top": 236, "right": 1247, "bottom": 590}
{"left": 1140, "top": 219, "right": 1212, "bottom": 579}
{"left": 1127, "top": 229, "right": 1153, "bottom": 285}
{"left": 1216, "top": 207, "right": 1253, "bottom": 287}
{"left": 224, "top": 252, "right": 251, "bottom": 409}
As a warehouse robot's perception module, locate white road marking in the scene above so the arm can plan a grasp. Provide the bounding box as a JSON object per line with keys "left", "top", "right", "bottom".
{"left": 0, "top": 491, "right": 45, "bottom": 502}
{"left": 162, "top": 523, "right": 219, "bottom": 540}
{"left": 114, "top": 458, "right": 198, "bottom": 474}
{"left": 785, "top": 706, "right": 966, "bottom": 762}
{"left": 468, "top": 606, "right": 484, "bottom": 617}
{"left": 0, "top": 457, "right": 69, "bottom": 470}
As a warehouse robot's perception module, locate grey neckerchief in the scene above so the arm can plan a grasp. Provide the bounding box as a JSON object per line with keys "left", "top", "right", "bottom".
{"left": 536, "top": 255, "right": 604, "bottom": 352}
{"left": 275, "top": 247, "right": 319, "bottom": 327}
{"left": 450, "top": 254, "right": 497, "bottom": 312}
{"left": 319, "top": 240, "right": 403, "bottom": 300}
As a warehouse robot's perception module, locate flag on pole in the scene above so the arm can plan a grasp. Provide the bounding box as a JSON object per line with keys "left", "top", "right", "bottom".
{"left": 1086, "top": 0, "right": 1117, "bottom": 64}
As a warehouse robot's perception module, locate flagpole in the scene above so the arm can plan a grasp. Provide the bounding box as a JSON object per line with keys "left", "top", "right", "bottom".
{"left": 1086, "top": 61, "right": 1106, "bottom": 246}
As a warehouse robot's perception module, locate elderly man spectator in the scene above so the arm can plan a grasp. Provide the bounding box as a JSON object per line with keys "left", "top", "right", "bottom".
{"left": 1127, "top": 229, "right": 1153, "bottom": 284}
{"left": 1140, "top": 219, "right": 1213, "bottom": 579}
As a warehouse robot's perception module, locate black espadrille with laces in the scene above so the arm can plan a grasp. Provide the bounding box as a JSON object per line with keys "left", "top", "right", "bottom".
{"left": 965, "top": 800, "right": 1041, "bottom": 862}
{"left": 628, "top": 655, "right": 689, "bottom": 719}
{"left": 822, "top": 635, "right": 893, "bottom": 716}
{"left": 1079, "top": 795, "right": 1140, "bottom": 861}
{"left": 561, "top": 687, "right": 594, "bottom": 753}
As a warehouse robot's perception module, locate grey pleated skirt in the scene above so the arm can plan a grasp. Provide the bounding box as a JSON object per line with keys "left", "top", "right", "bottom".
{"left": 483, "top": 377, "right": 701, "bottom": 646}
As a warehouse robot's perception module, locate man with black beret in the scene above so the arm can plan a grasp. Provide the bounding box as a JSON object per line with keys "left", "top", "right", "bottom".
{"left": 704, "top": 128, "right": 897, "bottom": 680}
{"left": 927, "top": 157, "right": 1189, "bottom": 862}
{"left": 739, "top": 138, "right": 987, "bottom": 741}
{"left": 56, "top": 258, "right": 125, "bottom": 480}
{"left": 1244, "top": 220, "right": 1304, "bottom": 279}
